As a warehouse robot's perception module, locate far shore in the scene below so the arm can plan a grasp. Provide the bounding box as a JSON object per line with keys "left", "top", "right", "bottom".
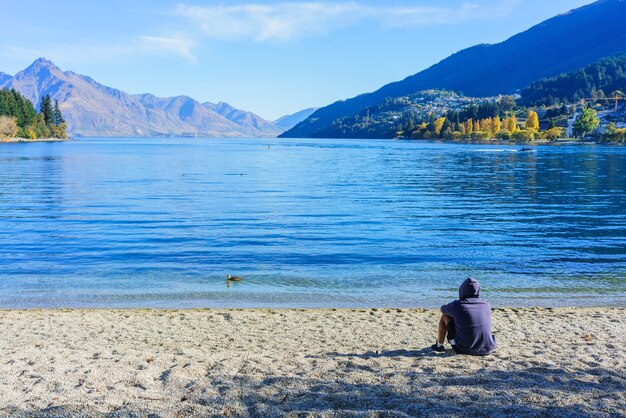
{"left": 0, "top": 137, "right": 73, "bottom": 144}
{"left": 1, "top": 136, "right": 623, "bottom": 147}
{"left": 0, "top": 307, "right": 624, "bottom": 416}
{"left": 395, "top": 137, "right": 623, "bottom": 146}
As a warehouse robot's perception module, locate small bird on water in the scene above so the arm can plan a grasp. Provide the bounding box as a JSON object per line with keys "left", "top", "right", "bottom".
{"left": 226, "top": 274, "right": 241, "bottom": 282}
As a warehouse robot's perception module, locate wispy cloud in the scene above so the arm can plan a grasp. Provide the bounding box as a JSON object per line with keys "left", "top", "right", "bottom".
{"left": 176, "top": 2, "right": 363, "bottom": 42}
{"left": 0, "top": 44, "right": 135, "bottom": 67}
{"left": 380, "top": 4, "right": 479, "bottom": 28}
{"left": 175, "top": 1, "right": 521, "bottom": 42}
{"left": 380, "top": 0, "right": 521, "bottom": 27}
{"left": 140, "top": 35, "right": 197, "bottom": 62}
{"left": 0, "top": 34, "right": 198, "bottom": 68}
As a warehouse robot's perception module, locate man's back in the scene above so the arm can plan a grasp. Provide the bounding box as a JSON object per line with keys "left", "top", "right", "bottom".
{"left": 441, "top": 278, "right": 496, "bottom": 355}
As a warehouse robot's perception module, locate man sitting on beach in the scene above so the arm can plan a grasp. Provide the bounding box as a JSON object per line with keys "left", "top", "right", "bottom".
{"left": 432, "top": 277, "right": 496, "bottom": 355}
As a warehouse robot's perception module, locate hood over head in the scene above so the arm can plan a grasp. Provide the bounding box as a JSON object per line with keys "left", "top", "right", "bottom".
{"left": 459, "top": 277, "right": 480, "bottom": 299}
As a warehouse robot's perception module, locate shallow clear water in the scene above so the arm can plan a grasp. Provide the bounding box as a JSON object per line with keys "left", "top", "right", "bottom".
{"left": 0, "top": 137, "right": 625, "bottom": 308}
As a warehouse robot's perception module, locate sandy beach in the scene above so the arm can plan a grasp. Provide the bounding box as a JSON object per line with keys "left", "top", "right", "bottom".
{"left": 0, "top": 307, "right": 624, "bottom": 417}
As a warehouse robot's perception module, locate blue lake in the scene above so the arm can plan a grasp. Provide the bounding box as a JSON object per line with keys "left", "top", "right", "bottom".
{"left": 0, "top": 137, "right": 625, "bottom": 308}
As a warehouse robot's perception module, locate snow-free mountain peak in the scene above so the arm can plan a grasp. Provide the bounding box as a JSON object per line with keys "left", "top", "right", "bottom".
{"left": 0, "top": 58, "right": 282, "bottom": 138}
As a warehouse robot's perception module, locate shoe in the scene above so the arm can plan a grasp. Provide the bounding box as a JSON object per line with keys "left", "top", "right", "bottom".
{"left": 431, "top": 343, "right": 445, "bottom": 353}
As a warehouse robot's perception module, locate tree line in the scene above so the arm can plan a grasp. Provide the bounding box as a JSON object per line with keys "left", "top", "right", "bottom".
{"left": 521, "top": 55, "right": 626, "bottom": 106}
{"left": 408, "top": 110, "right": 563, "bottom": 141}
{"left": 0, "top": 89, "right": 66, "bottom": 139}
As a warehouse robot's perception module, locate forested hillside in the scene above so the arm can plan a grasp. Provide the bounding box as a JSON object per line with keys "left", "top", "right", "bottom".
{"left": 521, "top": 55, "right": 626, "bottom": 106}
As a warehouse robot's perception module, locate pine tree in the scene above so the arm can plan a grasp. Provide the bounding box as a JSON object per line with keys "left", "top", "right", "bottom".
{"left": 0, "top": 88, "right": 37, "bottom": 129}
{"left": 39, "top": 95, "right": 54, "bottom": 126}
{"left": 20, "top": 97, "right": 37, "bottom": 127}
{"left": 0, "top": 91, "right": 8, "bottom": 116}
{"left": 53, "top": 100, "right": 65, "bottom": 126}
{"left": 10, "top": 89, "right": 26, "bottom": 124}
{"left": 3, "top": 90, "right": 17, "bottom": 117}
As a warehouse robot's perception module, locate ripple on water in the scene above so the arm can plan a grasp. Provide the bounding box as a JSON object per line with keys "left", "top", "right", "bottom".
{"left": 0, "top": 138, "right": 625, "bottom": 308}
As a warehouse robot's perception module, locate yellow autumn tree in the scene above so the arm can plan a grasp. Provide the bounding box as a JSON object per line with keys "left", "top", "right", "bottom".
{"left": 526, "top": 110, "right": 539, "bottom": 130}
{"left": 506, "top": 115, "right": 517, "bottom": 133}
{"left": 467, "top": 119, "right": 474, "bottom": 134}
{"left": 434, "top": 117, "right": 446, "bottom": 136}
{"left": 483, "top": 118, "right": 490, "bottom": 135}
{"left": 474, "top": 119, "right": 481, "bottom": 131}
{"left": 492, "top": 116, "right": 501, "bottom": 135}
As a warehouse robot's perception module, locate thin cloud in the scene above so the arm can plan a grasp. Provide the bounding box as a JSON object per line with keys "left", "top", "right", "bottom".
{"left": 0, "top": 35, "right": 197, "bottom": 68}
{"left": 0, "top": 44, "right": 135, "bottom": 68}
{"left": 140, "top": 35, "right": 197, "bottom": 62}
{"left": 381, "top": 4, "right": 480, "bottom": 28}
{"left": 175, "top": 1, "right": 521, "bottom": 42}
{"left": 176, "top": 2, "right": 364, "bottom": 42}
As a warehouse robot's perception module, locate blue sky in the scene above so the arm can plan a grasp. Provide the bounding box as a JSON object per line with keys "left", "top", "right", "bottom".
{"left": 1, "top": 0, "right": 595, "bottom": 119}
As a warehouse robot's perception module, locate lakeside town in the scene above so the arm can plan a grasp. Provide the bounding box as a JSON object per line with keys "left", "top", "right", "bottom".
{"left": 368, "top": 90, "right": 626, "bottom": 143}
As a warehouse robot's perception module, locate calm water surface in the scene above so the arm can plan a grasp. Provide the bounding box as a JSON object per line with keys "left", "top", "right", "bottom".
{"left": 1, "top": 138, "right": 625, "bottom": 308}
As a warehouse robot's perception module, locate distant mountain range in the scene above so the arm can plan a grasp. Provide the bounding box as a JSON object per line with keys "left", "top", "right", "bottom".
{"left": 273, "top": 107, "right": 318, "bottom": 131}
{"left": 0, "top": 58, "right": 308, "bottom": 138}
{"left": 281, "top": 0, "right": 626, "bottom": 138}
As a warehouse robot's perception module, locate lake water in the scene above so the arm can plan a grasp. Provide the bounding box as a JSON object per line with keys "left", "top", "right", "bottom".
{"left": 1, "top": 138, "right": 625, "bottom": 308}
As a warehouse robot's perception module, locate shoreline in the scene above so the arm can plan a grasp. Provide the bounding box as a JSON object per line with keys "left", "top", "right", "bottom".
{"left": 1, "top": 136, "right": 622, "bottom": 146}
{"left": 0, "top": 137, "right": 73, "bottom": 143}
{"left": 1, "top": 307, "right": 624, "bottom": 416}
{"left": 395, "top": 137, "right": 619, "bottom": 146}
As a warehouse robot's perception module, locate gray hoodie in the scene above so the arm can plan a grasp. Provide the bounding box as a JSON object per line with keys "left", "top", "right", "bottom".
{"left": 441, "top": 278, "right": 496, "bottom": 355}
